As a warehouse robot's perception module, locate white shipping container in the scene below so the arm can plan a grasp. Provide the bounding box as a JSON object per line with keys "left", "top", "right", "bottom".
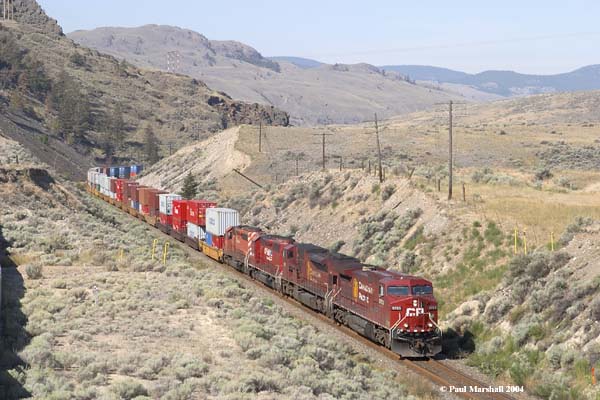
{"left": 206, "top": 208, "right": 240, "bottom": 236}
{"left": 186, "top": 222, "right": 206, "bottom": 240}
{"left": 159, "top": 194, "right": 182, "bottom": 215}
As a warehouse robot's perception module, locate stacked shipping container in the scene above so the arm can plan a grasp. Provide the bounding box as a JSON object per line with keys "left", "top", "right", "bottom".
{"left": 86, "top": 167, "right": 239, "bottom": 249}
{"left": 158, "top": 194, "right": 182, "bottom": 226}
{"left": 206, "top": 208, "right": 240, "bottom": 249}
{"left": 172, "top": 200, "right": 188, "bottom": 233}
{"left": 186, "top": 200, "right": 217, "bottom": 245}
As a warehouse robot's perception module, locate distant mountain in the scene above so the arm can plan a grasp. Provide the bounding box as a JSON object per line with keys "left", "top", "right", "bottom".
{"left": 381, "top": 64, "right": 600, "bottom": 96}
{"left": 69, "top": 25, "right": 468, "bottom": 125}
{"left": 268, "top": 56, "right": 323, "bottom": 69}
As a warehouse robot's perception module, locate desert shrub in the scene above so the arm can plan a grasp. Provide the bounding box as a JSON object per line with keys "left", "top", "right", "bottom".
{"left": 559, "top": 216, "right": 593, "bottom": 246}
{"left": 381, "top": 184, "right": 396, "bottom": 201}
{"left": 483, "top": 296, "right": 511, "bottom": 323}
{"left": 26, "top": 263, "right": 43, "bottom": 279}
{"left": 483, "top": 222, "right": 503, "bottom": 246}
{"left": 110, "top": 380, "right": 148, "bottom": 400}
{"left": 329, "top": 240, "right": 345, "bottom": 253}
{"left": 371, "top": 183, "right": 380, "bottom": 194}
{"left": 534, "top": 168, "right": 553, "bottom": 181}
{"left": 20, "top": 333, "right": 58, "bottom": 368}
{"left": 51, "top": 280, "right": 67, "bottom": 289}
{"left": 400, "top": 251, "right": 419, "bottom": 273}
{"left": 69, "top": 288, "right": 88, "bottom": 303}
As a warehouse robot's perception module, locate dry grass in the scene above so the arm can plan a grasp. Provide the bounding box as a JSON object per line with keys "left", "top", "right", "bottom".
{"left": 0, "top": 166, "right": 430, "bottom": 399}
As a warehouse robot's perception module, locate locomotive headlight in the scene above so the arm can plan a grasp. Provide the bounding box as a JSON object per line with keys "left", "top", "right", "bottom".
{"left": 403, "top": 323, "right": 409, "bottom": 328}
{"left": 428, "top": 322, "right": 433, "bottom": 328}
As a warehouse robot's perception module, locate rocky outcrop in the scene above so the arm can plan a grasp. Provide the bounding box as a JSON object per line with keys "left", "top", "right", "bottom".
{"left": 12, "top": 0, "right": 63, "bottom": 36}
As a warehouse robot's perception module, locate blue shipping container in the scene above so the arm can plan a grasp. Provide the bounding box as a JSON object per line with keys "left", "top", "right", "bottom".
{"left": 109, "top": 167, "right": 119, "bottom": 177}
{"left": 131, "top": 165, "right": 143, "bottom": 174}
{"left": 118, "top": 166, "right": 131, "bottom": 179}
{"left": 205, "top": 232, "right": 213, "bottom": 247}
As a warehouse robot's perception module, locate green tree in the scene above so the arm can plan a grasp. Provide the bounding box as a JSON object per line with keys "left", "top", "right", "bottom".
{"left": 101, "top": 132, "right": 115, "bottom": 161}
{"left": 179, "top": 172, "right": 198, "bottom": 199}
{"left": 109, "top": 103, "right": 125, "bottom": 148}
{"left": 48, "top": 71, "right": 90, "bottom": 141}
{"left": 143, "top": 125, "right": 160, "bottom": 164}
{"left": 22, "top": 55, "right": 51, "bottom": 98}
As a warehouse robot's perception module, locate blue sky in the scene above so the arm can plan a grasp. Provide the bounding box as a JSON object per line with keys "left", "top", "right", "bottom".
{"left": 38, "top": 0, "right": 600, "bottom": 74}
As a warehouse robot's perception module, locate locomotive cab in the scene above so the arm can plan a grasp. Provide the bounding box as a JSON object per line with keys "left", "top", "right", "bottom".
{"left": 383, "top": 277, "right": 442, "bottom": 357}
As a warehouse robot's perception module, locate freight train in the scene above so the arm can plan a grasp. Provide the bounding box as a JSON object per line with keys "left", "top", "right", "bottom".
{"left": 87, "top": 166, "right": 442, "bottom": 357}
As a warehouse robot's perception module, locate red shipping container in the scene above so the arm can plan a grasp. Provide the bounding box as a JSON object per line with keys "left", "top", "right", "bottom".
{"left": 141, "top": 205, "right": 150, "bottom": 215}
{"left": 172, "top": 216, "right": 187, "bottom": 232}
{"left": 212, "top": 235, "right": 225, "bottom": 249}
{"left": 159, "top": 213, "right": 172, "bottom": 226}
{"left": 132, "top": 186, "right": 147, "bottom": 203}
{"left": 109, "top": 178, "right": 118, "bottom": 193}
{"left": 125, "top": 182, "right": 139, "bottom": 200}
{"left": 149, "top": 190, "right": 167, "bottom": 216}
{"left": 187, "top": 200, "right": 217, "bottom": 226}
{"left": 172, "top": 200, "right": 188, "bottom": 221}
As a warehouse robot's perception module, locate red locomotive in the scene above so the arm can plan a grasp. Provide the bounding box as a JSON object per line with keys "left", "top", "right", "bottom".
{"left": 224, "top": 226, "right": 441, "bottom": 357}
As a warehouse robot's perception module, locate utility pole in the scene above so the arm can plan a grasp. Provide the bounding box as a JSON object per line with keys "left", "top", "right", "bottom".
{"left": 258, "top": 121, "right": 262, "bottom": 153}
{"left": 374, "top": 113, "right": 383, "bottom": 183}
{"left": 313, "top": 132, "right": 333, "bottom": 170}
{"left": 448, "top": 100, "right": 453, "bottom": 200}
{"left": 296, "top": 156, "right": 299, "bottom": 176}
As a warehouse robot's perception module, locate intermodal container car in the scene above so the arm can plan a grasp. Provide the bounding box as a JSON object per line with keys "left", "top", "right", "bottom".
{"left": 187, "top": 222, "right": 206, "bottom": 240}
{"left": 187, "top": 200, "right": 217, "bottom": 226}
{"left": 130, "top": 165, "right": 143, "bottom": 177}
{"left": 159, "top": 194, "right": 182, "bottom": 215}
{"left": 159, "top": 213, "right": 172, "bottom": 226}
{"left": 118, "top": 166, "right": 131, "bottom": 179}
{"left": 206, "top": 208, "right": 240, "bottom": 236}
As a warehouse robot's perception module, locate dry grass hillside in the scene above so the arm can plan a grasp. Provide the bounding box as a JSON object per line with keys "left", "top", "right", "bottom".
{"left": 139, "top": 89, "right": 600, "bottom": 399}
{"left": 0, "top": 143, "right": 435, "bottom": 399}
{"left": 68, "top": 25, "right": 472, "bottom": 126}
{"left": 224, "top": 170, "right": 600, "bottom": 399}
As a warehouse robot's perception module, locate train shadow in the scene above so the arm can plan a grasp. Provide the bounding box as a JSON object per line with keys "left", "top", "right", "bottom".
{"left": 0, "top": 225, "right": 31, "bottom": 399}
{"left": 437, "top": 328, "right": 476, "bottom": 360}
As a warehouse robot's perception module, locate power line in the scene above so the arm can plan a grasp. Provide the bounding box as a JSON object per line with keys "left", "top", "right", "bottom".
{"left": 300, "top": 31, "right": 600, "bottom": 59}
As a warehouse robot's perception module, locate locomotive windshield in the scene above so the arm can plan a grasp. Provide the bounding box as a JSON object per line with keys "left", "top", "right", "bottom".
{"left": 387, "top": 286, "right": 409, "bottom": 296}
{"left": 412, "top": 285, "right": 433, "bottom": 295}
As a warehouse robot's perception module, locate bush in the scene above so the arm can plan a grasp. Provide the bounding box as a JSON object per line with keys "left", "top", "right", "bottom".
{"left": 111, "top": 380, "right": 148, "bottom": 400}
{"left": 26, "top": 263, "right": 43, "bottom": 279}
{"left": 534, "top": 168, "right": 553, "bottom": 181}
{"left": 381, "top": 184, "right": 396, "bottom": 201}
{"left": 329, "top": 240, "right": 345, "bottom": 253}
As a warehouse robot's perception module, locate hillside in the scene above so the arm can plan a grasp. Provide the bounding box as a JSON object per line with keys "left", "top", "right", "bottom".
{"left": 68, "top": 25, "right": 474, "bottom": 125}
{"left": 139, "top": 89, "right": 600, "bottom": 398}
{"left": 0, "top": 138, "right": 438, "bottom": 398}
{"left": 383, "top": 64, "right": 600, "bottom": 97}
{"left": 0, "top": 2, "right": 288, "bottom": 179}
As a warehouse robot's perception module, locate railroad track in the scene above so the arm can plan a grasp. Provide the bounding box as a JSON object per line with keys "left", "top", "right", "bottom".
{"left": 95, "top": 195, "right": 518, "bottom": 400}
